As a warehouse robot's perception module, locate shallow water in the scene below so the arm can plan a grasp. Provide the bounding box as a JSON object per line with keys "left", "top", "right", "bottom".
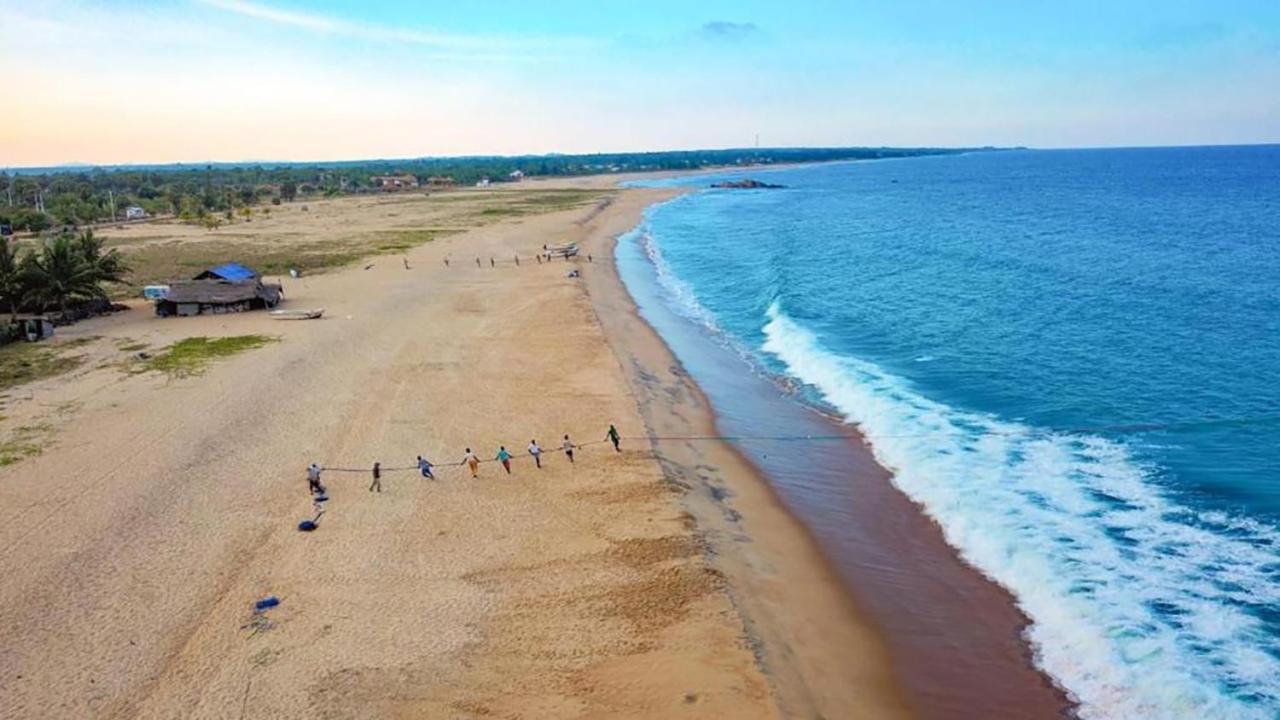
{"left": 621, "top": 147, "right": 1280, "bottom": 719}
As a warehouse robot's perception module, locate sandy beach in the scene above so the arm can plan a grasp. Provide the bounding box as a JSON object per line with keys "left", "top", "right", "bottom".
{"left": 0, "top": 180, "right": 911, "bottom": 718}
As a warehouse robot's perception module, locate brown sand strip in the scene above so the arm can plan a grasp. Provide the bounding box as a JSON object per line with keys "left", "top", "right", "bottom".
{"left": 580, "top": 190, "right": 915, "bottom": 719}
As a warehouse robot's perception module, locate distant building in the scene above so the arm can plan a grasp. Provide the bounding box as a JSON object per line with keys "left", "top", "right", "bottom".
{"left": 425, "top": 176, "right": 455, "bottom": 187}
{"left": 371, "top": 174, "right": 419, "bottom": 190}
{"left": 475, "top": 177, "right": 491, "bottom": 188}
{"left": 507, "top": 170, "right": 524, "bottom": 181}
{"left": 124, "top": 206, "right": 147, "bottom": 220}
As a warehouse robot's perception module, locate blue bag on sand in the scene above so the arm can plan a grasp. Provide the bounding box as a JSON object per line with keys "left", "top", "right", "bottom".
{"left": 298, "top": 520, "right": 318, "bottom": 532}
{"left": 254, "top": 596, "right": 280, "bottom": 611}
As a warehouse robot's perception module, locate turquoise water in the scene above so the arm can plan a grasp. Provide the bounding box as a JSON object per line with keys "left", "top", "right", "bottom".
{"left": 622, "top": 147, "right": 1280, "bottom": 719}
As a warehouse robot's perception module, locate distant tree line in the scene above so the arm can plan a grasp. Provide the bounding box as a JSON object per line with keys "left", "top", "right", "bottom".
{"left": 1, "top": 146, "right": 986, "bottom": 232}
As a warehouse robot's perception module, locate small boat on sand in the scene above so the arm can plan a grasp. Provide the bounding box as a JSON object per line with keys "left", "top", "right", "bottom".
{"left": 270, "top": 308, "right": 324, "bottom": 320}
{"left": 546, "top": 243, "right": 579, "bottom": 258}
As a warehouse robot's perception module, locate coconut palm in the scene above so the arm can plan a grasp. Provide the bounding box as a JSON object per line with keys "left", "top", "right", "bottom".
{"left": 72, "top": 229, "right": 129, "bottom": 285}
{"left": 0, "top": 240, "right": 26, "bottom": 323}
{"left": 22, "top": 234, "right": 105, "bottom": 319}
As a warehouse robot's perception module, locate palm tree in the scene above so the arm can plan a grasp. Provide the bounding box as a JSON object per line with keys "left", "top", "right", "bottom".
{"left": 0, "top": 240, "right": 26, "bottom": 323}
{"left": 22, "top": 235, "right": 103, "bottom": 319}
{"left": 72, "top": 229, "right": 129, "bottom": 284}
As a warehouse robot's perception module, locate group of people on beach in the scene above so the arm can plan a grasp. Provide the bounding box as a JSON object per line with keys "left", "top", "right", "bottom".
{"left": 442, "top": 250, "right": 593, "bottom": 269}
{"left": 307, "top": 425, "right": 623, "bottom": 496}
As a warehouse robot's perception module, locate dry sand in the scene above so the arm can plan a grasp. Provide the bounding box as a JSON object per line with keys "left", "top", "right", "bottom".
{"left": 0, "top": 181, "right": 911, "bottom": 719}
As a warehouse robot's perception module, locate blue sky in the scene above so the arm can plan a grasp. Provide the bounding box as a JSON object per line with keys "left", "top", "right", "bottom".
{"left": 1, "top": 0, "right": 1278, "bottom": 165}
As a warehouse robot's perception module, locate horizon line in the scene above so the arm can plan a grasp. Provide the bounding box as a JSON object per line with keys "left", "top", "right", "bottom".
{"left": 6, "top": 141, "right": 1280, "bottom": 173}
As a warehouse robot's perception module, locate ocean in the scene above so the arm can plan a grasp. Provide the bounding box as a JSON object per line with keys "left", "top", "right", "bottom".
{"left": 618, "top": 146, "right": 1280, "bottom": 719}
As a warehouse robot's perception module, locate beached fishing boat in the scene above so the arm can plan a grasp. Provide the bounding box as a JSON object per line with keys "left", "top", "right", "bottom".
{"left": 546, "top": 242, "right": 579, "bottom": 258}
{"left": 269, "top": 308, "right": 324, "bottom": 320}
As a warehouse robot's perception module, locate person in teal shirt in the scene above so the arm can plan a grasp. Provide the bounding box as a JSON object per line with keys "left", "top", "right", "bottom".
{"left": 496, "top": 446, "right": 513, "bottom": 474}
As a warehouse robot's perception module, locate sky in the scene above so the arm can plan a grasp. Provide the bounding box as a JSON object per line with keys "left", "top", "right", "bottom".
{"left": 1, "top": 0, "right": 1278, "bottom": 166}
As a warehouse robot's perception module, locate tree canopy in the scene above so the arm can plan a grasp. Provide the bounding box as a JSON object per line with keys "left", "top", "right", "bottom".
{"left": 1, "top": 146, "right": 994, "bottom": 231}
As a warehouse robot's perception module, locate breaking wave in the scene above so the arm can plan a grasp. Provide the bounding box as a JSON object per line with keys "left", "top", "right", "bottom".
{"left": 760, "top": 301, "right": 1280, "bottom": 720}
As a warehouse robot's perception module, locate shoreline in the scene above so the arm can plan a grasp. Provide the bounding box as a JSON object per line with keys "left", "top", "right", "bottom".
{"left": 591, "top": 185, "right": 1076, "bottom": 718}
{"left": 580, "top": 188, "right": 914, "bottom": 719}
{"left": 0, "top": 173, "right": 1063, "bottom": 718}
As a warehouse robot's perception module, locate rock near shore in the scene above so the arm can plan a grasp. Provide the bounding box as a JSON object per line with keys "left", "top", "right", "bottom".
{"left": 710, "top": 179, "right": 786, "bottom": 189}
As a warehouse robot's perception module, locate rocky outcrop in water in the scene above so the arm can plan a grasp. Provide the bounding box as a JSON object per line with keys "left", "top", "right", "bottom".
{"left": 710, "top": 179, "right": 785, "bottom": 189}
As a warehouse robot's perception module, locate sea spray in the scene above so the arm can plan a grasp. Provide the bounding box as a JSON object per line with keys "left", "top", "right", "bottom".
{"left": 760, "top": 301, "right": 1280, "bottom": 719}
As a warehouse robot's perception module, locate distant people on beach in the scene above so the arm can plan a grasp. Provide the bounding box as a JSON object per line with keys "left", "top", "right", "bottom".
{"left": 606, "top": 424, "right": 621, "bottom": 452}
{"left": 563, "top": 435, "right": 576, "bottom": 463}
{"left": 463, "top": 448, "right": 480, "bottom": 477}
{"left": 307, "top": 463, "right": 325, "bottom": 495}
{"left": 417, "top": 455, "right": 434, "bottom": 479}
{"left": 369, "top": 462, "right": 382, "bottom": 492}
{"left": 496, "top": 446, "right": 513, "bottom": 474}
{"left": 528, "top": 440, "right": 543, "bottom": 468}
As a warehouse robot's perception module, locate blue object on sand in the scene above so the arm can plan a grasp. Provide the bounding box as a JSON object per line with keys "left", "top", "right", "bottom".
{"left": 254, "top": 596, "right": 280, "bottom": 611}
{"left": 298, "top": 520, "right": 318, "bottom": 531}
{"left": 314, "top": 495, "right": 328, "bottom": 503}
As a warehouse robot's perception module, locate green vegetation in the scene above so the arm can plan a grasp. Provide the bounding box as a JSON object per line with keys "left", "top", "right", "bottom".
{"left": 0, "top": 337, "right": 94, "bottom": 390}
{"left": 1, "top": 147, "right": 987, "bottom": 232}
{"left": 0, "top": 423, "right": 53, "bottom": 466}
{"left": 145, "top": 335, "right": 277, "bottom": 378}
{"left": 374, "top": 228, "right": 444, "bottom": 253}
{"left": 0, "top": 229, "right": 128, "bottom": 321}
{"left": 112, "top": 228, "right": 457, "bottom": 295}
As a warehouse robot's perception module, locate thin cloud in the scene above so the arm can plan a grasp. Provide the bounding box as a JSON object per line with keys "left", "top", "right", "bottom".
{"left": 195, "top": 0, "right": 590, "bottom": 53}
{"left": 699, "top": 21, "right": 761, "bottom": 40}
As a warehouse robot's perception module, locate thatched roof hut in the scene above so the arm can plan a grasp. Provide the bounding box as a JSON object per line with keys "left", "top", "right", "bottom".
{"left": 155, "top": 279, "right": 282, "bottom": 317}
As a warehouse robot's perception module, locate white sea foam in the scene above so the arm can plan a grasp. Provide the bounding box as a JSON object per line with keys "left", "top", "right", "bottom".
{"left": 636, "top": 227, "right": 723, "bottom": 334}
{"left": 760, "top": 301, "right": 1280, "bottom": 720}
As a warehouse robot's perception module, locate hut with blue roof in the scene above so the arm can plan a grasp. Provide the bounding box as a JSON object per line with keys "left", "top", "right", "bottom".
{"left": 154, "top": 263, "right": 283, "bottom": 317}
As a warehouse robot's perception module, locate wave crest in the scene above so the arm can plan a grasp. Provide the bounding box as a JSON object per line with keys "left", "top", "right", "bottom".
{"left": 761, "top": 301, "right": 1280, "bottom": 720}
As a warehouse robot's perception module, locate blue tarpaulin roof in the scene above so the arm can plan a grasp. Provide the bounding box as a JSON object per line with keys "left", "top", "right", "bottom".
{"left": 194, "top": 263, "right": 258, "bottom": 281}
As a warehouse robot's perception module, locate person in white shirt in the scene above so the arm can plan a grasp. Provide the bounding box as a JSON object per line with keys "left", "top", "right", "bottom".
{"left": 562, "top": 435, "right": 576, "bottom": 463}
{"left": 528, "top": 440, "right": 543, "bottom": 468}
{"left": 307, "top": 463, "right": 325, "bottom": 495}
{"left": 462, "top": 448, "right": 480, "bottom": 478}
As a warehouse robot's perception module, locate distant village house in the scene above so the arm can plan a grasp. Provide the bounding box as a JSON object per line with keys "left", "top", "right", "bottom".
{"left": 124, "top": 206, "right": 147, "bottom": 220}
{"left": 371, "top": 174, "right": 419, "bottom": 191}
